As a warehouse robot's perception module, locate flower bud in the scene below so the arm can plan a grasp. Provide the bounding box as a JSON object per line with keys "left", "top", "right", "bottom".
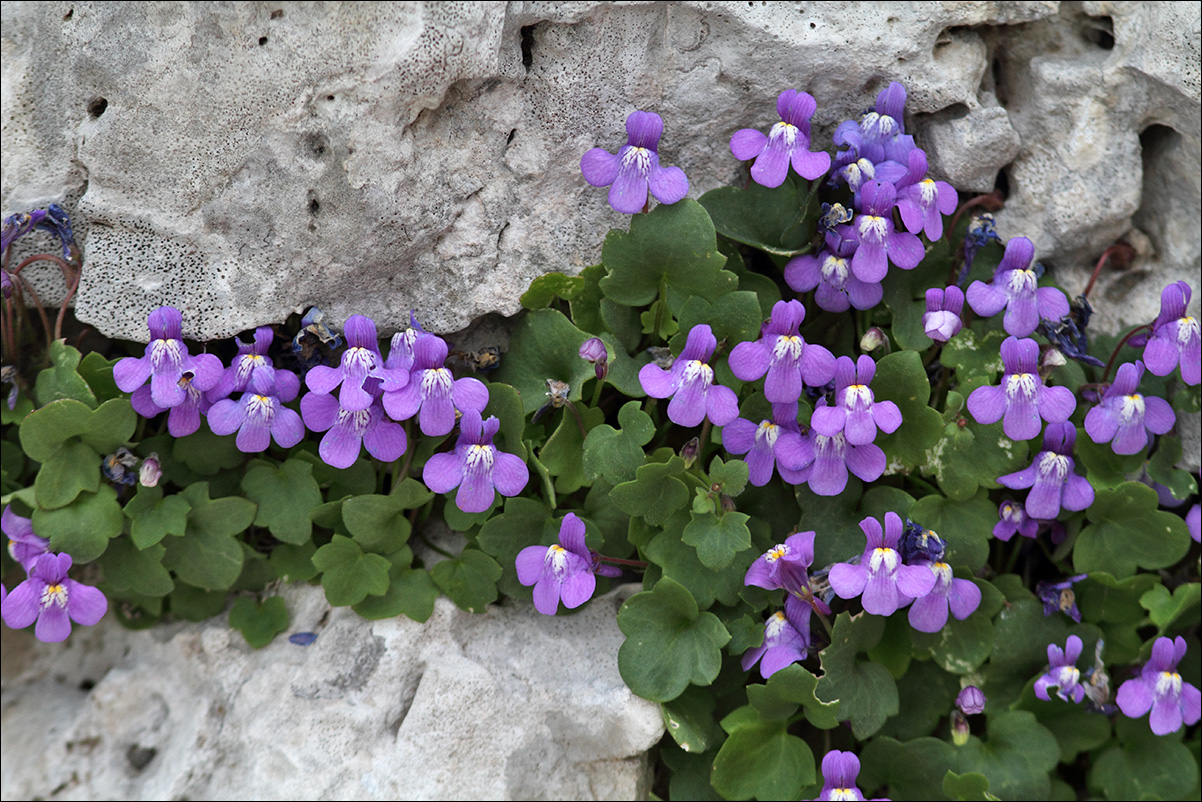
{"left": 680, "top": 437, "right": 700, "bottom": 469}
{"left": 1041, "top": 347, "right": 1067, "bottom": 370}
{"left": 860, "top": 327, "right": 887, "bottom": 352}
{"left": 956, "top": 685, "right": 985, "bottom": 715}
{"left": 578, "top": 337, "right": 609, "bottom": 381}
{"left": 139, "top": 453, "right": 162, "bottom": 488}
{"left": 951, "top": 710, "right": 971, "bottom": 746}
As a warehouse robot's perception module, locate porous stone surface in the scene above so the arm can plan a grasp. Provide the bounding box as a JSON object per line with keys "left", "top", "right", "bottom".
{"left": 0, "top": 583, "right": 662, "bottom": 801}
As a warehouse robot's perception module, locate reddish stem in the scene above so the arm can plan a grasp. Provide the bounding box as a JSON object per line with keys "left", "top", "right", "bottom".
{"left": 1102, "top": 323, "right": 1152, "bottom": 384}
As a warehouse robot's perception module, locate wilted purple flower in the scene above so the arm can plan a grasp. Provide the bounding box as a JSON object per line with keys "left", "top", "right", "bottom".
{"left": 729, "top": 89, "right": 831, "bottom": 187}
{"left": 722, "top": 414, "right": 813, "bottom": 486}
{"left": 744, "top": 531, "right": 830, "bottom": 616}
{"left": 847, "top": 180, "right": 925, "bottom": 283}
{"left": 0, "top": 268, "right": 11, "bottom": 299}
{"left": 423, "top": 410, "right": 529, "bottom": 513}
{"left": 1188, "top": 503, "right": 1200, "bottom": 543}
{"left": 209, "top": 373, "right": 306, "bottom": 453}
{"left": 1036, "top": 573, "right": 1087, "bottom": 623}
{"left": 899, "top": 520, "right": 946, "bottom": 564}
{"left": 811, "top": 750, "right": 881, "bottom": 802}
{"left": 639, "top": 324, "right": 738, "bottom": 427}
{"left": 742, "top": 600, "right": 813, "bottom": 679}
{"left": 305, "top": 315, "right": 390, "bottom": 412}
{"left": 923, "top": 286, "right": 965, "bottom": 343}
{"left": 797, "top": 431, "right": 886, "bottom": 497}
{"left": 1039, "top": 295, "right": 1104, "bottom": 368}
{"left": 966, "top": 237, "right": 1070, "bottom": 337}
{"left": 578, "top": 337, "right": 609, "bottom": 381}
{"left": 992, "top": 499, "right": 1038, "bottom": 541}
{"left": 1, "top": 552, "right": 107, "bottom": 643}
{"left": 1084, "top": 360, "right": 1175, "bottom": 454}
{"left": 114, "top": 306, "right": 224, "bottom": 410}
{"left": 1, "top": 208, "right": 48, "bottom": 256}
{"left": 785, "top": 235, "right": 884, "bottom": 314}
{"left": 101, "top": 447, "right": 140, "bottom": 488}
{"left": 998, "top": 422, "right": 1094, "bottom": 520}
{"left": 828, "top": 512, "right": 937, "bottom": 616}
{"left": 3, "top": 507, "right": 49, "bottom": 570}
{"left": 139, "top": 453, "right": 162, "bottom": 488}
{"left": 1035, "top": 635, "right": 1087, "bottom": 704}
{"left": 516, "top": 513, "right": 619, "bottom": 615}
{"left": 966, "top": 336, "right": 1076, "bottom": 441}
{"left": 729, "top": 300, "right": 836, "bottom": 404}
{"left": 300, "top": 390, "right": 406, "bottom": 469}
{"left": 894, "top": 148, "right": 958, "bottom": 241}
{"left": 1143, "top": 281, "right": 1200, "bottom": 385}
{"left": 581, "top": 111, "right": 688, "bottom": 214}
{"left": 381, "top": 333, "right": 488, "bottom": 437}
{"left": 908, "top": 561, "right": 981, "bottom": 632}
{"left": 1116, "top": 636, "right": 1202, "bottom": 735}
{"left": 956, "top": 685, "right": 986, "bottom": 716}
{"left": 811, "top": 355, "right": 902, "bottom": 446}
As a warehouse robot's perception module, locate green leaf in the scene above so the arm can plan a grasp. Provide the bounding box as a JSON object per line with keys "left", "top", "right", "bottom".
{"left": 582, "top": 400, "right": 655, "bottom": 485}
{"left": 18, "top": 398, "right": 94, "bottom": 462}
{"left": 746, "top": 663, "right": 841, "bottom": 728}
{"left": 1090, "top": 721, "right": 1198, "bottom": 800}
{"left": 491, "top": 309, "right": 596, "bottom": 415}
{"left": 353, "top": 549, "right": 439, "bottom": 623}
{"left": 910, "top": 602, "right": 995, "bottom": 674}
{"left": 430, "top": 549, "right": 502, "bottom": 613}
{"left": 643, "top": 512, "right": 748, "bottom": 610}
{"left": 942, "top": 329, "right": 1006, "bottom": 385}
{"left": 711, "top": 708, "right": 814, "bottom": 800}
{"left": 708, "top": 455, "right": 749, "bottom": 499}
{"left": 952, "top": 711, "right": 1059, "bottom": 801}
{"left": 568, "top": 263, "right": 608, "bottom": 335}
{"left": 269, "top": 541, "right": 320, "bottom": 583}
{"left": 76, "top": 352, "right": 123, "bottom": 403}
{"left": 312, "top": 534, "right": 391, "bottom": 606}
{"left": 698, "top": 173, "right": 816, "bottom": 256}
{"left": 1145, "top": 435, "right": 1198, "bottom": 502}
{"left": 519, "top": 271, "right": 584, "bottom": 309}
{"left": 661, "top": 685, "right": 718, "bottom": 754}
{"left": 171, "top": 424, "right": 245, "bottom": 476}
{"left": 293, "top": 447, "right": 377, "bottom": 499}
{"left": 124, "top": 485, "right": 192, "bottom": 548}
{"left": 859, "top": 735, "right": 956, "bottom": 800}
{"left": 229, "top": 596, "right": 289, "bottom": 648}
{"left": 483, "top": 380, "right": 528, "bottom": 461}
{"left": 599, "top": 199, "right": 735, "bottom": 307}
{"left": 79, "top": 398, "right": 137, "bottom": 454}
{"left": 873, "top": 351, "right": 943, "bottom": 465}
{"left": 815, "top": 612, "right": 898, "bottom": 738}
{"left": 34, "top": 340, "right": 97, "bottom": 408}
{"left": 617, "top": 577, "right": 731, "bottom": 702}
{"left": 160, "top": 482, "right": 255, "bottom": 591}
{"left": 1076, "top": 571, "right": 1159, "bottom": 625}
{"left": 538, "top": 404, "right": 604, "bottom": 494}
{"left": 926, "top": 419, "right": 1029, "bottom": 502}
{"left": 168, "top": 583, "right": 229, "bottom": 621}
{"left": 1139, "top": 582, "right": 1201, "bottom": 632}
{"left": 32, "top": 485, "right": 123, "bottom": 562}
{"left": 674, "top": 291, "right": 765, "bottom": 352}
{"left": 240, "top": 459, "right": 322, "bottom": 545}
{"left": 341, "top": 493, "right": 413, "bottom": 553}
{"left": 682, "top": 510, "right": 752, "bottom": 570}
{"left": 610, "top": 456, "right": 690, "bottom": 526}
{"left": 942, "top": 771, "right": 1000, "bottom": 801}
{"left": 34, "top": 440, "right": 100, "bottom": 509}
{"left": 99, "top": 538, "right": 174, "bottom": 597}
{"left": 1075, "top": 434, "right": 1146, "bottom": 490}
{"left": 1074, "top": 482, "right": 1191, "bottom": 578}
{"left": 908, "top": 490, "right": 995, "bottom": 572}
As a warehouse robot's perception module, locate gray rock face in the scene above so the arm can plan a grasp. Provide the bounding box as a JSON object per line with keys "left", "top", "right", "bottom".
{"left": 0, "top": 584, "right": 662, "bottom": 800}
{"left": 10, "top": 1, "right": 1193, "bottom": 344}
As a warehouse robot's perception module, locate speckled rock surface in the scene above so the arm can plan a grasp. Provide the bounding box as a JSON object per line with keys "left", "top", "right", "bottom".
{"left": 0, "top": 583, "right": 661, "bottom": 801}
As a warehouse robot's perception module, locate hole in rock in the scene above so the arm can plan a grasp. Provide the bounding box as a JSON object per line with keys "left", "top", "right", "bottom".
{"left": 126, "top": 744, "right": 157, "bottom": 771}
{"left": 79, "top": 678, "right": 96, "bottom": 691}
{"left": 63, "top": 8, "right": 73, "bottom": 20}
{"left": 308, "top": 195, "right": 321, "bottom": 215}
{"left": 993, "top": 166, "right": 1011, "bottom": 200}
{"left": 87, "top": 97, "right": 108, "bottom": 118}
{"left": 520, "top": 25, "right": 536, "bottom": 70}
{"left": 270, "top": 8, "right": 283, "bottom": 19}
{"left": 258, "top": 36, "right": 268, "bottom": 46}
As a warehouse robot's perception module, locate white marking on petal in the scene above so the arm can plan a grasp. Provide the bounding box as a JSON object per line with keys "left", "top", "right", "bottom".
{"left": 1037, "top": 452, "right": 1070, "bottom": 483}
{"left": 1118, "top": 394, "right": 1145, "bottom": 423}
{"left": 830, "top": 789, "right": 860, "bottom": 802}
{"left": 1006, "top": 269, "right": 1038, "bottom": 295}
{"left": 821, "top": 256, "right": 849, "bottom": 285}
{"left": 1178, "top": 316, "right": 1199, "bottom": 347}
{"left": 421, "top": 367, "right": 454, "bottom": 398}
{"left": 1005, "top": 373, "right": 1038, "bottom": 403}
{"left": 765, "top": 544, "right": 788, "bottom": 563}
{"left": 930, "top": 561, "right": 953, "bottom": 587}
{"left": 150, "top": 339, "right": 184, "bottom": 371}
{"left": 869, "top": 547, "right": 900, "bottom": 574}
{"left": 768, "top": 121, "right": 798, "bottom": 148}
{"left": 772, "top": 335, "right": 805, "bottom": 364}
{"left": 466, "top": 443, "right": 495, "bottom": 472}
{"left": 857, "top": 215, "right": 888, "bottom": 243}
{"left": 919, "top": 178, "right": 937, "bottom": 205}
{"left": 620, "top": 146, "right": 652, "bottom": 174}
{"left": 844, "top": 384, "right": 873, "bottom": 411}
{"left": 335, "top": 408, "right": 372, "bottom": 436}
{"left": 681, "top": 360, "right": 713, "bottom": 388}
{"left": 246, "top": 394, "right": 275, "bottom": 424}
{"left": 764, "top": 611, "right": 788, "bottom": 642}
{"left": 544, "top": 544, "right": 570, "bottom": 580}
{"left": 41, "top": 582, "right": 68, "bottom": 610}
{"left": 1155, "top": 671, "right": 1183, "bottom": 698}
{"left": 755, "top": 421, "right": 781, "bottom": 449}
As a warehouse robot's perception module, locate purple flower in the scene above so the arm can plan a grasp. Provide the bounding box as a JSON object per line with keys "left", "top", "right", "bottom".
{"left": 1, "top": 552, "right": 107, "bottom": 642}
{"left": 130, "top": 374, "right": 214, "bottom": 438}
{"left": 114, "top": 306, "right": 224, "bottom": 410}
{"left": 833, "top": 79, "right": 916, "bottom": 167}
{"left": 729, "top": 89, "right": 831, "bottom": 187}
{"left": 797, "top": 431, "right": 886, "bottom": 497}
{"left": 384, "top": 315, "right": 425, "bottom": 376}
{"left": 381, "top": 333, "right": 488, "bottom": 437}
{"left": 209, "top": 373, "right": 306, "bottom": 453}
{"left": 828, "top": 512, "right": 937, "bottom": 616}
{"left": 1116, "top": 636, "right": 1202, "bottom": 735}
{"left": 812, "top": 750, "right": 881, "bottom": 802}
{"left": 300, "top": 390, "right": 406, "bottom": 469}
{"left": 578, "top": 337, "right": 609, "bottom": 381}
{"left": 744, "top": 531, "right": 829, "bottom": 615}
{"left": 305, "top": 315, "right": 392, "bottom": 412}
{"left": 1035, "top": 635, "right": 1087, "bottom": 704}
{"left": 848, "top": 180, "right": 924, "bottom": 283}
{"left": 722, "top": 415, "right": 813, "bottom": 486}
{"left": 729, "top": 300, "right": 836, "bottom": 404}
{"left": 423, "top": 410, "right": 529, "bottom": 513}
{"left": 894, "top": 148, "right": 958, "bottom": 241}
{"left": 207, "top": 326, "right": 293, "bottom": 401}
{"left": 907, "top": 561, "right": 981, "bottom": 633}
{"left": 1143, "top": 281, "right": 1200, "bottom": 385}
{"left": 922, "top": 286, "right": 965, "bottom": 343}
{"left": 639, "top": 324, "right": 738, "bottom": 427}
{"left": 1036, "top": 573, "right": 1087, "bottom": 623}
{"left": 3, "top": 506, "right": 49, "bottom": 570}
{"left": 998, "top": 422, "right": 1095, "bottom": 520}
{"left": 1, "top": 208, "right": 48, "bottom": 255}
{"left": 966, "top": 336, "right": 1076, "bottom": 441}
{"left": 966, "top": 237, "right": 1070, "bottom": 337}
{"left": 1084, "top": 360, "right": 1175, "bottom": 454}
{"left": 785, "top": 235, "right": 884, "bottom": 313}
{"left": 811, "top": 355, "right": 902, "bottom": 446}
{"left": 1188, "top": 503, "right": 1200, "bottom": 543}
{"left": 516, "top": 513, "right": 616, "bottom": 615}
{"left": 992, "top": 499, "right": 1038, "bottom": 541}
{"left": 581, "top": 111, "right": 688, "bottom": 214}
{"left": 742, "top": 600, "right": 813, "bottom": 679}
{"left": 139, "top": 453, "right": 162, "bottom": 488}
{"left": 956, "top": 686, "right": 986, "bottom": 715}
